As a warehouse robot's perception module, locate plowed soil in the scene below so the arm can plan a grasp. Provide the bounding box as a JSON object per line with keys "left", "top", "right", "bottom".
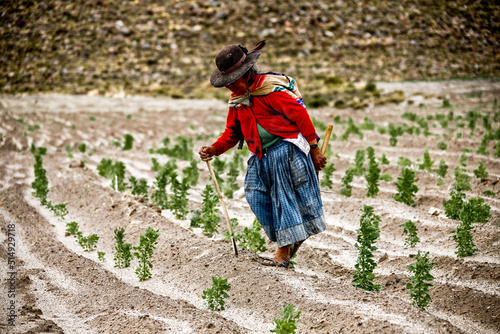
{"left": 1, "top": 79, "right": 499, "bottom": 333}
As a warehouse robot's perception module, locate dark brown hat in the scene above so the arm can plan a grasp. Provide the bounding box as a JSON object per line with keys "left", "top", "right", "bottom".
{"left": 210, "top": 41, "right": 266, "bottom": 88}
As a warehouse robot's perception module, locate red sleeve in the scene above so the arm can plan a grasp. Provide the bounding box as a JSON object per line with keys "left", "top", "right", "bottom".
{"left": 264, "top": 90, "right": 317, "bottom": 142}
{"left": 211, "top": 107, "right": 243, "bottom": 155}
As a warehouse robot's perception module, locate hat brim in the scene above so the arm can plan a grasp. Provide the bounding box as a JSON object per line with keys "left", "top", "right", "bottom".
{"left": 210, "top": 52, "right": 261, "bottom": 88}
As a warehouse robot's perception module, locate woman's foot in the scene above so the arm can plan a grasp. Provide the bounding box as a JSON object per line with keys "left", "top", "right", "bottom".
{"left": 262, "top": 246, "right": 291, "bottom": 267}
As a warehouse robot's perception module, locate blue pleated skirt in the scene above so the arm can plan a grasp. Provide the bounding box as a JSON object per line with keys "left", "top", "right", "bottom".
{"left": 244, "top": 140, "right": 326, "bottom": 247}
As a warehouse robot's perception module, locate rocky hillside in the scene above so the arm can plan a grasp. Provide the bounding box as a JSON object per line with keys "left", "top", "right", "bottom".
{"left": 1, "top": 0, "right": 499, "bottom": 99}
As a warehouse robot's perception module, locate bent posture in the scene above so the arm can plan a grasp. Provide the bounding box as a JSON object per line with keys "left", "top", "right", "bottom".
{"left": 199, "top": 41, "right": 326, "bottom": 267}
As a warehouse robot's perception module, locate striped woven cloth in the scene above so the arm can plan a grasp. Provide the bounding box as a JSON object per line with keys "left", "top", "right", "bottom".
{"left": 228, "top": 73, "right": 306, "bottom": 109}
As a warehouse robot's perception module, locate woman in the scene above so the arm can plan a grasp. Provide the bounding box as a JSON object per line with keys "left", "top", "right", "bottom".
{"left": 199, "top": 41, "right": 327, "bottom": 268}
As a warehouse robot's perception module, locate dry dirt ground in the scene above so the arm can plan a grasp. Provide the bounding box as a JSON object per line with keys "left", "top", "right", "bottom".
{"left": 0, "top": 80, "right": 499, "bottom": 334}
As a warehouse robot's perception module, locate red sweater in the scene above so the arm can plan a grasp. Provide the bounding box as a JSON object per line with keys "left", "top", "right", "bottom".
{"left": 212, "top": 90, "right": 317, "bottom": 160}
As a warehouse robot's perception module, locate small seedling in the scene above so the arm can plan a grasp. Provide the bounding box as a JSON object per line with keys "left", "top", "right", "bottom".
{"left": 123, "top": 133, "right": 134, "bottom": 150}
{"left": 437, "top": 141, "right": 447, "bottom": 150}
{"left": 418, "top": 148, "right": 434, "bottom": 172}
{"left": 340, "top": 117, "right": 363, "bottom": 141}
{"left": 340, "top": 168, "right": 354, "bottom": 197}
{"left": 169, "top": 172, "right": 190, "bottom": 220}
{"left": 129, "top": 176, "right": 149, "bottom": 200}
{"left": 473, "top": 161, "right": 489, "bottom": 179}
{"left": 352, "top": 149, "right": 365, "bottom": 176}
{"left": 394, "top": 168, "right": 419, "bottom": 206}
{"left": 151, "top": 157, "right": 161, "bottom": 172}
{"left": 182, "top": 159, "right": 200, "bottom": 187}
{"left": 434, "top": 158, "right": 448, "bottom": 179}
{"left": 151, "top": 159, "right": 177, "bottom": 209}
{"left": 483, "top": 190, "right": 496, "bottom": 197}
{"left": 397, "top": 156, "right": 412, "bottom": 168}
{"left": 98, "top": 251, "right": 106, "bottom": 262}
{"left": 380, "top": 173, "right": 392, "bottom": 182}
{"left": 133, "top": 227, "right": 161, "bottom": 281}
{"left": 443, "top": 190, "right": 466, "bottom": 220}
{"left": 222, "top": 218, "right": 239, "bottom": 241}
{"left": 401, "top": 220, "right": 419, "bottom": 247}
{"left": 65, "top": 221, "right": 79, "bottom": 236}
{"left": 97, "top": 158, "right": 128, "bottom": 191}
{"left": 235, "top": 218, "right": 267, "bottom": 253}
{"left": 379, "top": 153, "right": 390, "bottom": 165}
{"left": 406, "top": 251, "right": 435, "bottom": 310}
{"left": 352, "top": 205, "right": 381, "bottom": 292}
{"left": 114, "top": 227, "right": 133, "bottom": 268}
{"left": 320, "top": 163, "right": 335, "bottom": 189}
{"left": 223, "top": 153, "right": 240, "bottom": 198}
{"left": 452, "top": 165, "right": 471, "bottom": 192}
{"left": 212, "top": 156, "right": 226, "bottom": 186}
{"left": 202, "top": 276, "right": 231, "bottom": 311}
{"left": 78, "top": 142, "right": 86, "bottom": 153}
{"left": 271, "top": 304, "right": 301, "bottom": 334}
{"left": 191, "top": 184, "right": 222, "bottom": 237}
{"left": 365, "top": 146, "right": 380, "bottom": 198}
{"left": 65, "top": 145, "right": 74, "bottom": 158}
{"left": 76, "top": 232, "right": 100, "bottom": 251}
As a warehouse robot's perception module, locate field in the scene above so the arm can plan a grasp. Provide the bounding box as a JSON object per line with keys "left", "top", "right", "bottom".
{"left": 1, "top": 79, "right": 499, "bottom": 333}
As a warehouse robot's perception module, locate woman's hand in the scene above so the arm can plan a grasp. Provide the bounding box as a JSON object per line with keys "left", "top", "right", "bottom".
{"left": 310, "top": 147, "right": 327, "bottom": 171}
{"left": 199, "top": 146, "right": 217, "bottom": 161}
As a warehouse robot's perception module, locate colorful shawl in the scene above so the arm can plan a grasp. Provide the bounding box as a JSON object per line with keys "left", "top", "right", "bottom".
{"left": 228, "top": 73, "right": 306, "bottom": 110}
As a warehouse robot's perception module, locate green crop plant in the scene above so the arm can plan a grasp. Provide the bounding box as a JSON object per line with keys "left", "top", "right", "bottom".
{"left": 191, "top": 184, "right": 221, "bottom": 237}
{"left": 365, "top": 146, "right": 380, "bottom": 198}
{"left": 151, "top": 159, "right": 177, "bottom": 209}
{"left": 340, "top": 168, "right": 354, "bottom": 197}
{"left": 97, "top": 158, "right": 128, "bottom": 191}
{"left": 47, "top": 202, "right": 68, "bottom": 220}
{"left": 442, "top": 99, "right": 451, "bottom": 108}
{"left": 129, "top": 176, "right": 149, "bottom": 200}
{"left": 154, "top": 136, "right": 194, "bottom": 161}
{"left": 236, "top": 218, "right": 267, "bottom": 253}
{"left": 340, "top": 117, "right": 363, "bottom": 141}
{"left": 459, "top": 151, "right": 468, "bottom": 167}
{"left": 452, "top": 165, "right": 471, "bottom": 192}
{"left": 98, "top": 251, "right": 106, "bottom": 262}
{"left": 271, "top": 304, "right": 301, "bottom": 334}
{"left": 401, "top": 221, "right": 419, "bottom": 247}
{"left": 484, "top": 190, "right": 496, "bottom": 197}
{"left": 443, "top": 189, "right": 465, "bottom": 220}
{"left": 65, "top": 145, "right": 74, "bottom": 158}
{"left": 169, "top": 172, "right": 190, "bottom": 220}
{"left": 476, "top": 135, "right": 489, "bottom": 156}
{"left": 406, "top": 251, "right": 435, "bottom": 310}
{"left": 223, "top": 154, "right": 240, "bottom": 199}
{"left": 76, "top": 232, "right": 100, "bottom": 251}
{"left": 437, "top": 141, "right": 447, "bottom": 150}
{"left": 359, "top": 116, "right": 375, "bottom": 131}
{"left": 212, "top": 156, "right": 226, "bottom": 186}
{"left": 434, "top": 158, "right": 448, "bottom": 180}
{"left": 394, "top": 168, "right": 419, "bottom": 206}
{"left": 379, "top": 153, "right": 390, "bottom": 165}
{"left": 151, "top": 157, "right": 161, "bottom": 172}
{"left": 65, "top": 221, "right": 79, "bottom": 236}
{"left": 388, "top": 122, "right": 403, "bottom": 147}
{"left": 397, "top": 156, "right": 412, "bottom": 168}
{"left": 451, "top": 196, "right": 491, "bottom": 257}
{"left": 473, "top": 161, "right": 489, "bottom": 179}
{"left": 78, "top": 142, "right": 86, "bottom": 153}
{"left": 123, "top": 133, "right": 134, "bottom": 150}
{"left": 312, "top": 117, "right": 327, "bottom": 132}
{"left": 31, "top": 145, "right": 49, "bottom": 205}
{"left": 222, "top": 218, "right": 239, "bottom": 242}
{"left": 133, "top": 227, "right": 161, "bottom": 281}
{"left": 380, "top": 173, "right": 393, "bottom": 182}
{"left": 182, "top": 159, "right": 199, "bottom": 187}
{"left": 352, "top": 205, "right": 381, "bottom": 292}
{"left": 114, "top": 227, "right": 133, "bottom": 268}
{"left": 418, "top": 148, "right": 434, "bottom": 172}
{"left": 495, "top": 141, "right": 500, "bottom": 158}
{"left": 352, "top": 148, "right": 365, "bottom": 176}
{"left": 202, "top": 276, "right": 231, "bottom": 311}
{"left": 320, "top": 163, "right": 335, "bottom": 189}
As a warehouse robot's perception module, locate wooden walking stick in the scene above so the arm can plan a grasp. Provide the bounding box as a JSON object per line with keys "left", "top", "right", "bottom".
{"left": 206, "top": 160, "right": 238, "bottom": 257}
{"left": 316, "top": 124, "right": 334, "bottom": 177}
{"left": 321, "top": 124, "right": 334, "bottom": 155}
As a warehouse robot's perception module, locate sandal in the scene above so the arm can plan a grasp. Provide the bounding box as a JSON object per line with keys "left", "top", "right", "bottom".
{"left": 261, "top": 258, "right": 290, "bottom": 268}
